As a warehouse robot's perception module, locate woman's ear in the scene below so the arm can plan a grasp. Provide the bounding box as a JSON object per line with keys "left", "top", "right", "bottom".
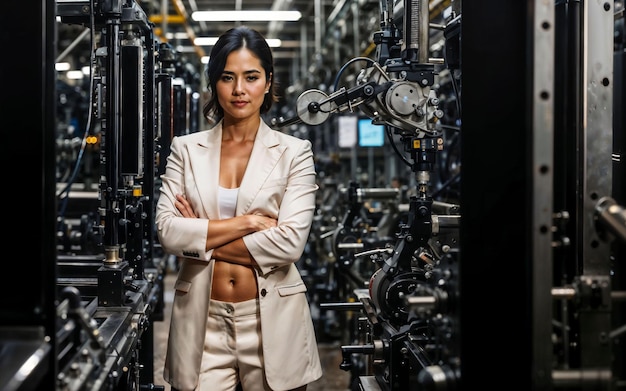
{"left": 266, "top": 73, "right": 273, "bottom": 92}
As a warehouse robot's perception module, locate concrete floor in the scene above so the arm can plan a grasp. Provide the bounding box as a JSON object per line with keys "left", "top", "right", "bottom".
{"left": 152, "top": 272, "right": 352, "bottom": 391}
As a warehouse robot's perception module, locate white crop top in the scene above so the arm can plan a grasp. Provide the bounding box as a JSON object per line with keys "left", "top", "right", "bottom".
{"left": 218, "top": 186, "right": 239, "bottom": 218}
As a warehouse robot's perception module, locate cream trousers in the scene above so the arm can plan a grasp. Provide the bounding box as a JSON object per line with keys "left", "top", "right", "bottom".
{"left": 198, "top": 298, "right": 271, "bottom": 391}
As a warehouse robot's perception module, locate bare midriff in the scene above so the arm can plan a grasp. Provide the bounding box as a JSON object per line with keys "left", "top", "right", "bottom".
{"left": 210, "top": 260, "right": 259, "bottom": 302}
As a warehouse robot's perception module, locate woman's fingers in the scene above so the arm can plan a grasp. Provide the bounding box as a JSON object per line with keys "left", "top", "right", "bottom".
{"left": 259, "top": 215, "right": 277, "bottom": 229}
{"left": 175, "top": 194, "right": 195, "bottom": 217}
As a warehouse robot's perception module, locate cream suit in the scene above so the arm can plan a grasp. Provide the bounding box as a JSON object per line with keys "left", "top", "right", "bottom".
{"left": 155, "top": 120, "right": 323, "bottom": 390}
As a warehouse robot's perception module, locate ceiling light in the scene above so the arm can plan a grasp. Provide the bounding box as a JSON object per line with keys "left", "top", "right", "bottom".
{"left": 165, "top": 32, "right": 190, "bottom": 40}
{"left": 194, "top": 37, "right": 282, "bottom": 48}
{"left": 194, "top": 37, "right": 219, "bottom": 46}
{"left": 265, "top": 39, "right": 282, "bottom": 48}
{"left": 66, "top": 70, "right": 84, "bottom": 80}
{"left": 55, "top": 62, "right": 71, "bottom": 71}
{"left": 191, "top": 10, "right": 302, "bottom": 22}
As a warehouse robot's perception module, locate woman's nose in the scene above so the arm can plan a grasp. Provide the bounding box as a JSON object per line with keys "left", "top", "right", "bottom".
{"left": 233, "top": 80, "right": 244, "bottom": 95}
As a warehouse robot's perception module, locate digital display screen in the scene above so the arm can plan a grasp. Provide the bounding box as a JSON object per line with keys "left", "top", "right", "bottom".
{"left": 357, "top": 118, "right": 385, "bottom": 147}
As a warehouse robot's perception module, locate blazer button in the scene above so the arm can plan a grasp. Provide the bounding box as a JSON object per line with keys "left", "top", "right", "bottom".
{"left": 260, "top": 289, "right": 267, "bottom": 297}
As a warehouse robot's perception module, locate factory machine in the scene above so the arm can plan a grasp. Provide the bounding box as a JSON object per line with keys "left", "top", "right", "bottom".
{"left": 278, "top": 0, "right": 626, "bottom": 390}
{"left": 276, "top": 0, "right": 461, "bottom": 388}
{"left": 0, "top": 0, "right": 198, "bottom": 389}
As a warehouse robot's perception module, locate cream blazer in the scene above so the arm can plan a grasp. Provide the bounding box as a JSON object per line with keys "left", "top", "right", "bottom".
{"left": 155, "top": 120, "right": 323, "bottom": 390}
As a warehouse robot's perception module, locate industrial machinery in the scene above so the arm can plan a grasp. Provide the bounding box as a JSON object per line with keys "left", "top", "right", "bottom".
{"left": 277, "top": 0, "right": 626, "bottom": 390}
{"left": 274, "top": 0, "right": 462, "bottom": 389}
{"left": 0, "top": 0, "right": 199, "bottom": 389}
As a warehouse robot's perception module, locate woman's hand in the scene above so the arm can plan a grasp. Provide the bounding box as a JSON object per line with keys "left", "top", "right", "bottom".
{"left": 249, "top": 213, "right": 277, "bottom": 231}
{"left": 175, "top": 194, "right": 198, "bottom": 218}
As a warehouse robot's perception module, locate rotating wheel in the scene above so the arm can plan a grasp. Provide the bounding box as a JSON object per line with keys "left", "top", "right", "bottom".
{"left": 369, "top": 269, "right": 426, "bottom": 324}
{"left": 296, "top": 89, "right": 336, "bottom": 125}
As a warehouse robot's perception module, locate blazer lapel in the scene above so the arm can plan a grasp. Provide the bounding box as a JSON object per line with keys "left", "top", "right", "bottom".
{"left": 189, "top": 124, "right": 222, "bottom": 219}
{"left": 237, "top": 122, "right": 285, "bottom": 215}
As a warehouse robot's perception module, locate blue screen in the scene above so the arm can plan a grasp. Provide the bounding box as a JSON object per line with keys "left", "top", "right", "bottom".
{"left": 357, "top": 118, "right": 385, "bottom": 147}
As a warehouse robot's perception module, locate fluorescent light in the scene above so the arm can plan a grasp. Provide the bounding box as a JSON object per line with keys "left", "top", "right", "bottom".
{"left": 55, "top": 62, "right": 71, "bottom": 71}
{"left": 66, "top": 70, "right": 84, "bottom": 79}
{"left": 265, "top": 39, "right": 282, "bottom": 48}
{"left": 191, "top": 10, "right": 301, "bottom": 22}
{"left": 175, "top": 45, "right": 199, "bottom": 53}
{"left": 194, "top": 37, "right": 282, "bottom": 48}
{"left": 194, "top": 37, "right": 219, "bottom": 46}
{"left": 165, "top": 32, "right": 190, "bottom": 40}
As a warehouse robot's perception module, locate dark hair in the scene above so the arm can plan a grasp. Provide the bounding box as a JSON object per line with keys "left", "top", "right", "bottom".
{"left": 202, "top": 26, "right": 278, "bottom": 122}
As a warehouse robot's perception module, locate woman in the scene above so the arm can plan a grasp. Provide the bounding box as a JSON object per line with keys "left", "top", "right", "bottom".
{"left": 155, "top": 26, "right": 323, "bottom": 391}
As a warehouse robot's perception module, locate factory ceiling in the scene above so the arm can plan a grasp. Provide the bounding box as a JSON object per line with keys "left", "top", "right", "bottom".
{"left": 142, "top": 0, "right": 385, "bottom": 90}
{"left": 55, "top": 0, "right": 453, "bottom": 113}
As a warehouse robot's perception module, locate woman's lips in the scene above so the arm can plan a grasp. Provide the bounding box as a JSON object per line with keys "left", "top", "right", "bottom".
{"left": 232, "top": 101, "right": 248, "bottom": 108}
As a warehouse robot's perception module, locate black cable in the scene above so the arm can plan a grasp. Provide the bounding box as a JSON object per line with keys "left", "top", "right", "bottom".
{"left": 332, "top": 57, "right": 376, "bottom": 92}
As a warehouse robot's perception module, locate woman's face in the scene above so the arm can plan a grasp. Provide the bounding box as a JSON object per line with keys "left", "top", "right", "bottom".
{"left": 216, "top": 48, "right": 271, "bottom": 123}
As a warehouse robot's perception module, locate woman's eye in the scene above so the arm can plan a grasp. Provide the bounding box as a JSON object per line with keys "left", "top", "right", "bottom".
{"left": 221, "top": 75, "right": 233, "bottom": 81}
{"left": 247, "top": 76, "right": 259, "bottom": 82}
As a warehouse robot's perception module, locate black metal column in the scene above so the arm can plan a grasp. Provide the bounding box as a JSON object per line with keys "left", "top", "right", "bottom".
{"left": 460, "top": 1, "right": 534, "bottom": 389}
{"left": 0, "top": 0, "right": 57, "bottom": 389}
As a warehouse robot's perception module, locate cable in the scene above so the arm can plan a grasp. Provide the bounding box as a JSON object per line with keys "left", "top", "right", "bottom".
{"left": 332, "top": 56, "right": 376, "bottom": 92}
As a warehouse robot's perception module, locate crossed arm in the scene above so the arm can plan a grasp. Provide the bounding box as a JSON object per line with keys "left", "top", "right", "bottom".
{"left": 174, "top": 194, "right": 277, "bottom": 266}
